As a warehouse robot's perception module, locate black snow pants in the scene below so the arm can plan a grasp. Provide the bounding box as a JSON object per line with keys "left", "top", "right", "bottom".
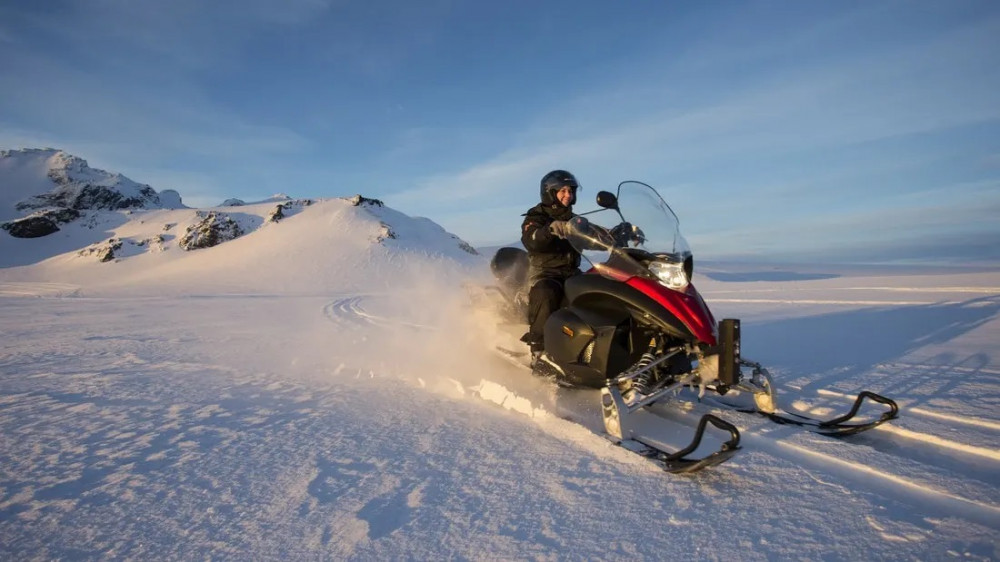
{"left": 523, "top": 273, "right": 572, "bottom": 352}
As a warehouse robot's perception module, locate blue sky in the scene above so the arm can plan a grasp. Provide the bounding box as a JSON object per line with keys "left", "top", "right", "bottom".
{"left": 1, "top": 0, "right": 998, "bottom": 263}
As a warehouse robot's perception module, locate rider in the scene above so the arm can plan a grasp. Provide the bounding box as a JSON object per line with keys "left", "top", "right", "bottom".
{"left": 520, "top": 170, "right": 581, "bottom": 366}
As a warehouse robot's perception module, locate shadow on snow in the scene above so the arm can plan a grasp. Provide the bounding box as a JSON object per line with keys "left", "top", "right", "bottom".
{"left": 741, "top": 295, "right": 1000, "bottom": 408}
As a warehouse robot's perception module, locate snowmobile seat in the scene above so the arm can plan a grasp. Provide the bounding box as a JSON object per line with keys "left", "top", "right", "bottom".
{"left": 490, "top": 247, "right": 529, "bottom": 299}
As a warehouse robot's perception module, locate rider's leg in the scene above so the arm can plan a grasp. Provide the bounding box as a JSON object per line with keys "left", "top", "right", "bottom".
{"left": 522, "top": 277, "right": 564, "bottom": 354}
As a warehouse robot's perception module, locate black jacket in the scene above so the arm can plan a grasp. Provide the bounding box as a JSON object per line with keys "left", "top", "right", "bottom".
{"left": 521, "top": 202, "right": 581, "bottom": 279}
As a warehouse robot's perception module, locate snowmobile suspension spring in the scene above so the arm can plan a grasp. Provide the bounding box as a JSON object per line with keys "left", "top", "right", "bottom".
{"left": 610, "top": 348, "right": 683, "bottom": 386}
{"left": 626, "top": 338, "right": 661, "bottom": 395}
{"left": 632, "top": 351, "right": 657, "bottom": 395}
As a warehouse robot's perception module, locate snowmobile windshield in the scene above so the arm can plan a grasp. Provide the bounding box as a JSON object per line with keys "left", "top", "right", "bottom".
{"left": 564, "top": 181, "right": 693, "bottom": 287}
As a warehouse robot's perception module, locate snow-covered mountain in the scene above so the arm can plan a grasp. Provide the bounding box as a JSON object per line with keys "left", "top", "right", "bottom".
{"left": 1, "top": 149, "right": 998, "bottom": 560}
{"left": 1, "top": 148, "right": 182, "bottom": 216}
{"left": 0, "top": 148, "right": 184, "bottom": 240}
{"left": 0, "top": 150, "right": 481, "bottom": 289}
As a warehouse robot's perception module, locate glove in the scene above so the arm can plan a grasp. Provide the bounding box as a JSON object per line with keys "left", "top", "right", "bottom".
{"left": 610, "top": 222, "right": 633, "bottom": 246}
{"left": 549, "top": 220, "right": 571, "bottom": 239}
{"left": 610, "top": 222, "right": 646, "bottom": 247}
{"left": 632, "top": 226, "right": 646, "bottom": 246}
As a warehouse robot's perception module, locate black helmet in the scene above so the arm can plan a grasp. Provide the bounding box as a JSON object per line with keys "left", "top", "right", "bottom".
{"left": 540, "top": 170, "right": 579, "bottom": 207}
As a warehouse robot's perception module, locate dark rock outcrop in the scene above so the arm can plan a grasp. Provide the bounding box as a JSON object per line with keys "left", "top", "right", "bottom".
{"left": 1, "top": 208, "right": 81, "bottom": 238}
{"left": 374, "top": 222, "right": 397, "bottom": 243}
{"left": 17, "top": 184, "right": 160, "bottom": 213}
{"left": 266, "top": 199, "right": 314, "bottom": 223}
{"left": 78, "top": 237, "right": 123, "bottom": 262}
{"left": 455, "top": 239, "right": 479, "bottom": 255}
{"left": 2, "top": 215, "right": 60, "bottom": 238}
{"left": 179, "top": 212, "right": 243, "bottom": 250}
{"left": 348, "top": 194, "right": 384, "bottom": 208}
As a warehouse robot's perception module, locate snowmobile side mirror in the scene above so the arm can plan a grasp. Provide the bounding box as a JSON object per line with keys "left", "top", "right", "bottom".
{"left": 596, "top": 191, "right": 619, "bottom": 210}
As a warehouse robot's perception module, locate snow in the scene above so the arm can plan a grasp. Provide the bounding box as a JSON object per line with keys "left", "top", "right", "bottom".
{"left": 1, "top": 169, "right": 999, "bottom": 559}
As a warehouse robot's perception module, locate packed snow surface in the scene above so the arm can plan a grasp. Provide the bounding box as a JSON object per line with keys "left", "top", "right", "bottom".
{"left": 1, "top": 191, "right": 998, "bottom": 560}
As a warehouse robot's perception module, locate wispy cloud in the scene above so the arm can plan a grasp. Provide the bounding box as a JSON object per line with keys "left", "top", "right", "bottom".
{"left": 2, "top": 1, "right": 997, "bottom": 263}
{"left": 692, "top": 179, "right": 1000, "bottom": 262}
{"left": 0, "top": 20, "right": 312, "bottom": 196}
{"left": 393, "top": 11, "right": 1000, "bottom": 236}
{"left": 31, "top": 80, "right": 308, "bottom": 155}
{"left": 12, "top": 0, "right": 336, "bottom": 70}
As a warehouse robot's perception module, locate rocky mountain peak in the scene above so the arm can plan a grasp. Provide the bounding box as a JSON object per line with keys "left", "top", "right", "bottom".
{"left": 1, "top": 148, "right": 186, "bottom": 238}
{"left": 2, "top": 148, "right": 184, "bottom": 214}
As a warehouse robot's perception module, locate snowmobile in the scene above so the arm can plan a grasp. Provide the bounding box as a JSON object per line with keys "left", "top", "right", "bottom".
{"left": 485, "top": 181, "right": 899, "bottom": 473}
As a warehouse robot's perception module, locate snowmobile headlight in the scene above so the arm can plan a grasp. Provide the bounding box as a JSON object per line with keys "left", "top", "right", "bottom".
{"left": 649, "top": 260, "right": 689, "bottom": 291}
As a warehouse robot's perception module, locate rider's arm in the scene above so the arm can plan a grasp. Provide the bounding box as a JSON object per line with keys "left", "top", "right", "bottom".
{"left": 521, "top": 216, "right": 560, "bottom": 252}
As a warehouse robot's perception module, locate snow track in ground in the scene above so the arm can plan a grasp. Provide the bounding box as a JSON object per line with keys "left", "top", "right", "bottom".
{"left": 322, "top": 295, "right": 433, "bottom": 331}
{"left": 746, "top": 429, "right": 1000, "bottom": 529}
{"left": 815, "top": 389, "right": 1000, "bottom": 461}
{"left": 902, "top": 405, "right": 1000, "bottom": 431}
{"left": 0, "top": 282, "right": 81, "bottom": 297}
{"left": 670, "top": 393, "right": 1000, "bottom": 527}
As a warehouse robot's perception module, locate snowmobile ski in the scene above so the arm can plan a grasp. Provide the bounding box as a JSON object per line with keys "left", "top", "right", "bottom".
{"left": 743, "top": 390, "right": 899, "bottom": 437}
{"left": 721, "top": 359, "right": 900, "bottom": 437}
{"left": 601, "top": 383, "right": 741, "bottom": 474}
{"left": 491, "top": 345, "right": 742, "bottom": 473}
{"left": 494, "top": 345, "right": 530, "bottom": 367}
{"left": 605, "top": 415, "right": 741, "bottom": 474}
